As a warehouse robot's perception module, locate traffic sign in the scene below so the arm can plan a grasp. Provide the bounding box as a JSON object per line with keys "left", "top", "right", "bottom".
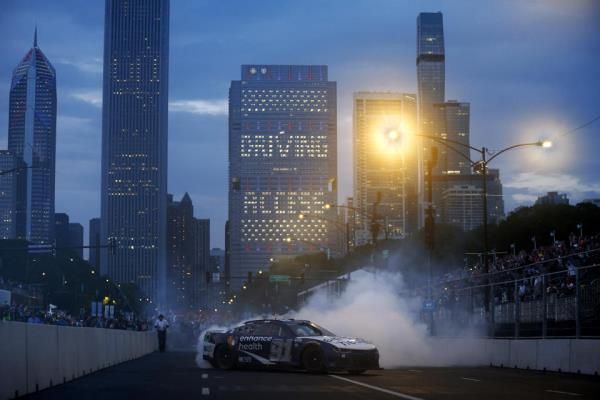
{"left": 269, "top": 274, "right": 290, "bottom": 283}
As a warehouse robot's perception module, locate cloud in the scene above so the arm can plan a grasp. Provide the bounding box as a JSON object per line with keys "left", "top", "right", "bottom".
{"left": 169, "top": 99, "right": 228, "bottom": 116}
{"left": 506, "top": 172, "right": 600, "bottom": 205}
{"left": 506, "top": 172, "right": 600, "bottom": 193}
{"left": 68, "top": 93, "right": 229, "bottom": 117}
{"left": 511, "top": 193, "right": 538, "bottom": 204}
{"left": 56, "top": 57, "right": 103, "bottom": 74}
{"left": 69, "top": 90, "right": 102, "bottom": 107}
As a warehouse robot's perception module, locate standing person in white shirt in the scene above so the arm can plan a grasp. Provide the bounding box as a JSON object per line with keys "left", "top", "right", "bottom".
{"left": 154, "top": 314, "right": 170, "bottom": 352}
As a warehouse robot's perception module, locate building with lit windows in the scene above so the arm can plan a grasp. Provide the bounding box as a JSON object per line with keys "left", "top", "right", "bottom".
{"left": 442, "top": 185, "right": 484, "bottom": 231}
{"left": 0, "top": 151, "right": 17, "bottom": 239}
{"left": 100, "top": 0, "right": 169, "bottom": 305}
{"left": 228, "top": 65, "right": 337, "bottom": 288}
{"left": 353, "top": 92, "right": 418, "bottom": 243}
{"left": 436, "top": 101, "right": 471, "bottom": 176}
{"left": 417, "top": 12, "right": 445, "bottom": 181}
{"left": 167, "top": 193, "right": 209, "bottom": 310}
{"left": 193, "top": 218, "right": 210, "bottom": 307}
{"left": 435, "top": 169, "right": 504, "bottom": 229}
{"left": 8, "top": 29, "right": 57, "bottom": 244}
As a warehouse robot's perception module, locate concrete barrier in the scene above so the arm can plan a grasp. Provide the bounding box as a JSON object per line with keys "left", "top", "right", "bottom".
{"left": 0, "top": 321, "right": 156, "bottom": 400}
{"left": 424, "top": 337, "right": 600, "bottom": 375}
{"left": 509, "top": 340, "right": 537, "bottom": 370}
{"left": 536, "top": 339, "right": 570, "bottom": 372}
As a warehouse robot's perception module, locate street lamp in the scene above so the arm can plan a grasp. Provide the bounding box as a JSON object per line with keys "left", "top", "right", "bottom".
{"left": 416, "top": 134, "right": 552, "bottom": 313}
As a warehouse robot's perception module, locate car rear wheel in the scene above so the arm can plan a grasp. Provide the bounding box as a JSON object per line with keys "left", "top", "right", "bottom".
{"left": 347, "top": 369, "right": 366, "bottom": 375}
{"left": 302, "top": 346, "right": 325, "bottom": 373}
{"left": 214, "top": 345, "right": 235, "bottom": 370}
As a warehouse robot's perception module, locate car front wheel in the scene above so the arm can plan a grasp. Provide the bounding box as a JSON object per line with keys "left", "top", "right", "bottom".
{"left": 214, "top": 345, "right": 235, "bottom": 370}
{"left": 302, "top": 346, "right": 325, "bottom": 373}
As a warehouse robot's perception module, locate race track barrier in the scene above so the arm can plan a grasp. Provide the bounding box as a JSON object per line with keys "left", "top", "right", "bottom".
{"left": 0, "top": 321, "right": 157, "bottom": 399}
{"left": 424, "top": 338, "right": 600, "bottom": 375}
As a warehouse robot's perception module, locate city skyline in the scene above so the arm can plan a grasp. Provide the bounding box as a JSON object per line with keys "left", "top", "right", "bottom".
{"left": 1, "top": 0, "right": 599, "bottom": 247}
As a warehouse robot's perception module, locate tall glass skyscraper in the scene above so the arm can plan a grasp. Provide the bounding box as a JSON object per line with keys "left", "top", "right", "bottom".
{"left": 353, "top": 92, "right": 418, "bottom": 242}
{"left": 437, "top": 101, "right": 471, "bottom": 176}
{"left": 417, "top": 12, "right": 445, "bottom": 143}
{"left": 229, "top": 65, "right": 337, "bottom": 288}
{"left": 8, "top": 29, "right": 57, "bottom": 244}
{"left": 417, "top": 12, "right": 446, "bottom": 224}
{"left": 101, "top": 0, "right": 169, "bottom": 305}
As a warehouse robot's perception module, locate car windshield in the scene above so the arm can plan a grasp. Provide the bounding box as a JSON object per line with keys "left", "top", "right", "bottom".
{"left": 288, "top": 322, "right": 335, "bottom": 337}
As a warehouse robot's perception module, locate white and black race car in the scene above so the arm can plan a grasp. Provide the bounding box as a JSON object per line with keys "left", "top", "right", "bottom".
{"left": 202, "top": 319, "right": 379, "bottom": 374}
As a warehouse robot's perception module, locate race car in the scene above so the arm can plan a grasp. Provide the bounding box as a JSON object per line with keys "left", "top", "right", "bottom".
{"left": 202, "top": 319, "right": 379, "bottom": 374}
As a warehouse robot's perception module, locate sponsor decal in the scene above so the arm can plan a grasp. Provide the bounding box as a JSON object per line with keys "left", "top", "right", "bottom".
{"left": 239, "top": 336, "right": 273, "bottom": 342}
{"left": 239, "top": 342, "right": 263, "bottom": 351}
{"left": 297, "top": 336, "right": 375, "bottom": 350}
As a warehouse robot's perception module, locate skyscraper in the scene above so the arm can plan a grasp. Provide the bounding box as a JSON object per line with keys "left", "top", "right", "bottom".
{"left": 436, "top": 101, "right": 471, "bottom": 176}
{"left": 353, "top": 92, "right": 418, "bottom": 243}
{"left": 442, "top": 185, "right": 484, "bottom": 231}
{"left": 0, "top": 151, "right": 17, "bottom": 239}
{"left": 167, "top": 193, "right": 195, "bottom": 310}
{"left": 101, "top": 0, "right": 170, "bottom": 304}
{"left": 54, "top": 213, "right": 70, "bottom": 248}
{"left": 89, "top": 218, "right": 101, "bottom": 268}
{"left": 8, "top": 29, "right": 57, "bottom": 244}
{"left": 229, "top": 65, "right": 337, "bottom": 288}
{"left": 68, "top": 223, "right": 84, "bottom": 259}
{"left": 193, "top": 218, "right": 210, "bottom": 307}
{"left": 417, "top": 12, "right": 445, "bottom": 225}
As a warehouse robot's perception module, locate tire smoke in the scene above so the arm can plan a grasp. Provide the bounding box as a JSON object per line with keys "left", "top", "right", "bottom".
{"left": 290, "top": 269, "right": 485, "bottom": 368}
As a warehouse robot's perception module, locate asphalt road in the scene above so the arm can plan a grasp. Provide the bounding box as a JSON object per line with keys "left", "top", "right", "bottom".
{"left": 23, "top": 351, "right": 600, "bottom": 400}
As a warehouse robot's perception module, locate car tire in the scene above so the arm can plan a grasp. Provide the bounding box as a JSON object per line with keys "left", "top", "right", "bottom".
{"left": 302, "top": 346, "right": 325, "bottom": 373}
{"left": 214, "top": 345, "right": 235, "bottom": 370}
{"left": 347, "top": 370, "right": 366, "bottom": 375}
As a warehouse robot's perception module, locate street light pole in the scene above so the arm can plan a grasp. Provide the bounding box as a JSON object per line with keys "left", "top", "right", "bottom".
{"left": 425, "top": 147, "right": 438, "bottom": 336}
{"left": 415, "top": 134, "right": 552, "bottom": 318}
{"left": 481, "top": 146, "right": 490, "bottom": 312}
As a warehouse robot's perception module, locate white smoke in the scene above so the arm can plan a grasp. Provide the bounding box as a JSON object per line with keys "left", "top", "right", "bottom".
{"left": 290, "top": 269, "right": 487, "bottom": 368}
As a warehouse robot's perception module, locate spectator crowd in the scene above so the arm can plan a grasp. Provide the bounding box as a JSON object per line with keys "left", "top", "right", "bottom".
{"left": 427, "top": 233, "right": 600, "bottom": 309}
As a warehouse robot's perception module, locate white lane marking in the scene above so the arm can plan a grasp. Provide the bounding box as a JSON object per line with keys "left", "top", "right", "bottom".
{"left": 408, "top": 369, "right": 422, "bottom": 373}
{"left": 546, "top": 390, "right": 581, "bottom": 397}
{"left": 461, "top": 377, "right": 481, "bottom": 382}
{"left": 201, "top": 387, "right": 210, "bottom": 395}
{"left": 331, "top": 375, "right": 426, "bottom": 400}
{"left": 201, "top": 373, "right": 208, "bottom": 379}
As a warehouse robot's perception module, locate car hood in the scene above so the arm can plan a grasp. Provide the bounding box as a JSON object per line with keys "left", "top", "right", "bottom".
{"left": 298, "top": 336, "right": 377, "bottom": 351}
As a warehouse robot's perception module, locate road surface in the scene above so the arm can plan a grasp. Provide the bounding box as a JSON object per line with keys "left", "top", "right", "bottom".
{"left": 23, "top": 351, "right": 600, "bottom": 399}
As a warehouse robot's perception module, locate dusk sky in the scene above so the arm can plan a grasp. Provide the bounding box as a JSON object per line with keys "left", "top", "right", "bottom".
{"left": 1, "top": 0, "right": 599, "bottom": 248}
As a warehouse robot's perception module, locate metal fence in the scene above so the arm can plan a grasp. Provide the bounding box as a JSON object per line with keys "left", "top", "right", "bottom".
{"left": 430, "top": 264, "right": 600, "bottom": 337}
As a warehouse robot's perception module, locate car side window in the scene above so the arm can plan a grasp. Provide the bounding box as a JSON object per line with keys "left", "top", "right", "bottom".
{"left": 234, "top": 324, "right": 255, "bottom": 335}
{"left": 252, "top": 323, "right": 278, "bottom": 336}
